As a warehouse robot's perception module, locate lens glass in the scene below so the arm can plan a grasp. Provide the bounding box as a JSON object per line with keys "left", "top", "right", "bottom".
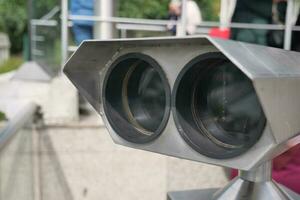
{"left": 123, "top": 60, "right": 166, "bottom": 134}
{"left": 193, "top": 61, "right": 265, "bottom": 148}
{"left": 174, "top": 53, "right": 266, "bottom": 158}
{"left": 104, "top": 54, "right": 170, "bottom": 143}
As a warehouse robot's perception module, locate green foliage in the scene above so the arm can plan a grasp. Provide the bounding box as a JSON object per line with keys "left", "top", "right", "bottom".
{"left": 0, "top": 0, "right": 27, "bottom": 53}
{"left": 33, "top": 0, "right": 58, "bottom": 19}
{"left": 118, "top": 0, "right": 170, "bottom": 19}
{"left": 118, "top": 0, "right": 220, "bottom": 21}
{"left": 0, "top": 0, "right": 58, "bottom": 53}
{"left": 0, "top": 56, "right": 23, "bottom": 74}
{"left": 0, "top": 0, "right": 219, "bottom": 53}
{"left": 0, "top": 112, "right": 6, "bottom": 121}
{"left": 196, "top": 0, "right": 220, "bottom": 21}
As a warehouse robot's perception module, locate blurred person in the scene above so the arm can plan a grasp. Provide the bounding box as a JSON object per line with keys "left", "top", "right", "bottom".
{"left": 230, "top": 0, "right": 273, "bottom": 45}
{"left": 230, "top": 1, "right": 300, "bottom": 194}
{"left": 209, "top": 0, "right": 235, "bottom": 39}
{"left": 273, "top": 0, "right": 300, "bottom": 51}
{"left": 71, "top": 0, "right": 94, "bottom": 45}
{"left": 185, "top": 0, "right": 202, "bottom": 35}
{"left": 231, "top": 0, "right": 299, "bottom": 49}
{"left": 292, "top": 16, "right": 300, "bottom": 51}
{"left": 266, "top": 0, "right": 285, "bottom": 48}
{"left": 71, "top": 0, "right": 94, "bottom": 114}
{"left": 167, "top": 0, "right": 181, "bottom": 35}
{"left": 167, "top": 0, "right": 202, "bottom": 35}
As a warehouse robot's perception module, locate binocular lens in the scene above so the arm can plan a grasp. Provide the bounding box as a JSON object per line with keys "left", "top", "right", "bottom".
{"left": 104, "top": 54, "right": 170, "bottom": 143}
{"left": 123, "top": 61, "right": 165, "bottom": 134}
{"left": 174, "top": 53, "right": 266, "bottom": 158}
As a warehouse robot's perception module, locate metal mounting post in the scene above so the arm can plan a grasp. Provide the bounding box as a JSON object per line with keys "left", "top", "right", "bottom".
{"left": 168, "top": 161, "right": 300, "bottom": 200}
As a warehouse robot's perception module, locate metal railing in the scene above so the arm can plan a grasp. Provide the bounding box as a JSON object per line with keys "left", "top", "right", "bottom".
{"left": 0, "top": 103, "right": 38, "bottom": 149}
{"left": 30, "top": 7, "right": 61, "bottom": 75}
{"left": 31, "top": 20, "right": 58, "bottom": 57}
{"left": 63, "top": 16, "right": 300, "bottom": 52}
{"left": 0, "top": 103, "right": 41, "bottom": 200}
{"left": 61, "top": 0, "right": 300, "bottom": 67}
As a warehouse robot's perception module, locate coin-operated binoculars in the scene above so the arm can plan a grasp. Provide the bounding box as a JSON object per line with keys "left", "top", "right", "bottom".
{"left": 64, "top": 36, "right": 300, "bottom": 200}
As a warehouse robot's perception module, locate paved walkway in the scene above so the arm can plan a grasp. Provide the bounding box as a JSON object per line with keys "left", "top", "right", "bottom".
{"left": 0, "top": 70, "right": 228, "bottom": 200}
{"left": 37, "top": 110, "right": 228, "bottom": 200}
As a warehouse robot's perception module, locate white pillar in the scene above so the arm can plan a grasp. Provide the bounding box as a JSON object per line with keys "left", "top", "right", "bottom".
{"left": 61, "top": 0, "right": 69, "bottom": 66}
{"left": 220, "top": 0, "right": 237, "bottom": 30}
{"left": 284, "top": 0, "right": 300, "bottom": 50}
{"left": 94, "top": 0, "right": 101, "bottom": 39}
{"left": 94, "top": 0, "right": 115, "bottom": 39}
{"left": 177, "top": 0, "right": 187, "bottom": 36}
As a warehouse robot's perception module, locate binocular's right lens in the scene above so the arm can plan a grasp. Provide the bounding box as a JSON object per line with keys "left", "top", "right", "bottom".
{"left": 173, "top": 52, "right": 266, "bottom": 159}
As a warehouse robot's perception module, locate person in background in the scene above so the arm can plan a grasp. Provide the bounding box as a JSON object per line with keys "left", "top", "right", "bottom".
{"left": 167, "top": 0, "right": 181, "bottom": 35}
{"left": 230, "top": 0, "right": 273, "bottom": 45}
{"left": 292, "top": 16, "right": 300, "bottom": 51}
{"left": 70, "top": 0, "right": 94, "bottom": 114}
{"left": 185, "top": 0, "right": 202, "bottom": 35}
{"left": 273, "top": 0, "right": 300, "bottom": 51}
{"left": 71, "top": 0, "right": 94, "bottom": 45}
{"left": 230, "top": 2, "right": 300, "bottom": 194}
{"left": 167, "top": 0, "right": 202, "bottom": 35}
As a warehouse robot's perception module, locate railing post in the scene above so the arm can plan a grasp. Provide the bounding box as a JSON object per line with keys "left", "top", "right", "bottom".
{"left": 284, "top": 0, "right": 300, "bottom": 50}
{"left": 30, "top": 21, "right": 35, "bottom": 61}
{"left": 61, "top": 0, "right": 69, "bottom": 67}
{"left": 0, "top": 103, "right": 39, "bottom": 150}
{"left": 177, "top": 0, "right": 187, "bottom": 36}
{"left": 219, "top": 0, "right": 236, "bottom": 30}
{"left": 27, "top": 0, "right": 33, "bottom": 61}
{"left": 94, "top": 0, "right": 100, "bottom": 39}
{"left": 94, "top": 0, "right": 115, "bottom": 39}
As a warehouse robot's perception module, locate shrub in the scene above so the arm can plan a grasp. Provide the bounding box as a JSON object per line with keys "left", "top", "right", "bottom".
{"left": 0, "top": 56, "right": 23, "bottom": 74}
{"left": 0, "top": 112, "right": 6, "bottom": 121}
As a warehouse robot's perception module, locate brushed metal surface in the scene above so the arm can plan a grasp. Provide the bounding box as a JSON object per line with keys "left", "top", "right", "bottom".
{"left": 167, "top": 183, "right": 300, "bottom": 200}
{"left": 64, "top": 36, "right": 300, "bottom": 170}
{"left": 167, "top": 188, "right": 218, "bottom": 200}
{"left": 168, "top": 162, "right": 300, "bottom": 200}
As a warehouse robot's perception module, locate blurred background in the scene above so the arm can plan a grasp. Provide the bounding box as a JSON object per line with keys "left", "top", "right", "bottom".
{"left": 0, "top": 0, "right": 299, "bottom": 199}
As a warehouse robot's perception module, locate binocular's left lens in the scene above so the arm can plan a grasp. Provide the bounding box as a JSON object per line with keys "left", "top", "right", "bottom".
{"left": 103, "top": 53, "right": 170, "bottom": 144}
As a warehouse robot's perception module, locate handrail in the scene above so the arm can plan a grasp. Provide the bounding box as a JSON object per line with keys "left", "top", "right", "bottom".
{"left": 31, "top": 19, "right": 58, "bottom": 26}
{"left": 68, "top": 15, "right": 300, "bottom": 31}
{"left": 41, "top": 6, "right": 60, "bottom": 20}
{"left": 0, "top": 103, "right": 38, "bottom": 150}
{"left": 68, "top": 15, "right": 170, "bottom": 25}
{"left": 61, "top": 0, "right": 299, "bottom": 65}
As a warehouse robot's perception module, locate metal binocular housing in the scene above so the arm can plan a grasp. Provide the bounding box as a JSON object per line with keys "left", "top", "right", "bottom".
{"left": 64, "top": 36, "right": 300, "bottom": 171}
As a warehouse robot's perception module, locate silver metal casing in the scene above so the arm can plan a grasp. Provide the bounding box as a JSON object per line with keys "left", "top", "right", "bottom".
{"left": 64, "top": 36, "right": 300, "bottom": 170}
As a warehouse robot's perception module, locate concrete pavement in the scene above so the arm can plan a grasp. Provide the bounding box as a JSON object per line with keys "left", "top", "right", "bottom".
{"left": 37, "top": 111, "right": 228, "bottom": 200}
{"left": 0, "top": 69, "right": 228, "bottom": 200}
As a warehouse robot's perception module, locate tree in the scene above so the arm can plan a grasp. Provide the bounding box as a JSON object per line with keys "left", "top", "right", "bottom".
{"left": 0, "top": 0, "right": 27, "bottom": 53}
{"left": 118, "top": 0, "right": 219, "bottom": 21}
{"left": 118, "top": 0, "right": 170, "bottom": 19}
{"left": 0, "top": 0, "right": 58, "bottom": 53}
{"left": 197, "top": 0, "right": 219, "bottom": 21}
{"left": 0, "top": 0, "right": 219, "bottom": 53}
